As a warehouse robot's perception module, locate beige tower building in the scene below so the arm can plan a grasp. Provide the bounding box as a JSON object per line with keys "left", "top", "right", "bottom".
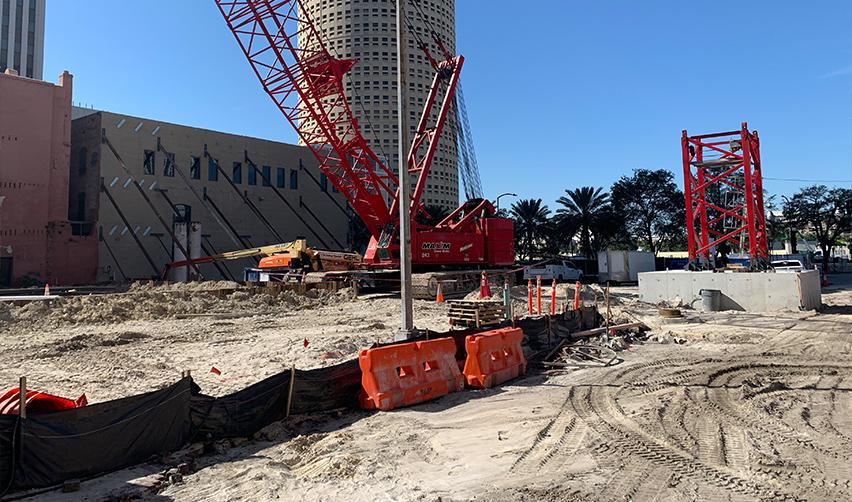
{"left": 302, "top": 0, "right": 459, "bottom": 210}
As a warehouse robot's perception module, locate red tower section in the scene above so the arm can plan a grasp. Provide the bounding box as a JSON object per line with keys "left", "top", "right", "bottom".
{"left": 681, "top": 122, "right": 769, "bottom": 270}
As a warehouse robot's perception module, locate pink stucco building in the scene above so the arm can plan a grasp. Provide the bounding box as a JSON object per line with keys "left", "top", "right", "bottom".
{"left": 0, "top": 69, "right": 98, "bottom": 287}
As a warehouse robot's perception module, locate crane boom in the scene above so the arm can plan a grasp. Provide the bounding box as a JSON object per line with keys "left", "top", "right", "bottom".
{"left": 215, "top": 0, "right": 396, "bottom": 238}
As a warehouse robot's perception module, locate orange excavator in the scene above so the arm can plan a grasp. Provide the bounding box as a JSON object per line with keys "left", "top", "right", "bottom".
{"left": 163, "top": 239, "right": 361, "bottom": 281}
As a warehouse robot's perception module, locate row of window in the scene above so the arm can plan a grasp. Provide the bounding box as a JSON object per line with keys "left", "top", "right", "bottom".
{"left": 140, "top": 150, "right": 337, "bottom": 193}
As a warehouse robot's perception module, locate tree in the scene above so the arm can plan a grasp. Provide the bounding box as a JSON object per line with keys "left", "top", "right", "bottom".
{"left": 540, "top": 214, "right": 580, "bottom": 257}
{"left": 610, "top": 169, "right": 685, "bottom": 254}
{"left": 763, "top": 194, "right": 788, "bottom": 250}
{"left": 783, "top": 185, "right": 852, "bottom": 271}
{"left": 415, "top": 204, "right": 450, "bottom": 225}
{"left": 510, "top": 198, "right": 551, "bottom": 261}
{"left": 556, "top": 186, "right": 611, "bottom": 257}
{"left": 590, "top": 205, "right": 633, "bottom": 253}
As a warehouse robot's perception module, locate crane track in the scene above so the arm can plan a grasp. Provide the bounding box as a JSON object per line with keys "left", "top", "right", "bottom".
{"left": 568, "top": 384, "right": 798, "bottom": 501}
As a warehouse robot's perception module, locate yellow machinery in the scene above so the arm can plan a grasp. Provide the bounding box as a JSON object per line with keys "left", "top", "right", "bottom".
{"left": 163, "top": 239, "right": 361, "bottom": 279}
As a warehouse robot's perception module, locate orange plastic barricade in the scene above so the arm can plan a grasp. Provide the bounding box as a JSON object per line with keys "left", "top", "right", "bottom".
{"left": 462, "top": 327, "right": 527, "bottom": 389}
{"left": 359, "top": 337, "right": 464, "bottom": 411}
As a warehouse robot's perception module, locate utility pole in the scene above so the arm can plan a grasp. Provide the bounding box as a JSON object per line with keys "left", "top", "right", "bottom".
{"left": 396, "top": 0, "right": 415, "bottom": 340}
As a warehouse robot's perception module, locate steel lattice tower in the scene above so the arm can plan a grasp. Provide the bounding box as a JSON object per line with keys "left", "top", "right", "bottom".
{"left": 681, "top": 122, "right": 769, "bottom": 270}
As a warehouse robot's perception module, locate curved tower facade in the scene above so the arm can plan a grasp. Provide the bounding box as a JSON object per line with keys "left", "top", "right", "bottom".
{"left": 301, "top": 0, "right": 459, "bottom": 210}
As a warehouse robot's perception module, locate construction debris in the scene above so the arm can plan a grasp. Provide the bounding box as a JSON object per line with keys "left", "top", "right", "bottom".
{"left": 542, "top": 344, "right": 619, "bottom": 369}
{"left": 565, "top": 321, "right": 647, "bottom": 339}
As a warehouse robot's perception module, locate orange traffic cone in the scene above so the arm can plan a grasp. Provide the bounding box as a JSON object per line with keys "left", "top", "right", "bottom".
{"left": 480, "top": 272, "right": 491, "bottom": 299}
{"left": 436, "top": 281, "right": 445, "bottom": 303}
{"left": 44, "top": 283, "right": 50, "bottom": 296}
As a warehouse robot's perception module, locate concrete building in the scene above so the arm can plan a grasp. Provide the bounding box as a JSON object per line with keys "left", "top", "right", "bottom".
{"left": 0, "top": 0, "right": 45, "bottom": 80}
{"left": 0, "top": 69, "right": 98, "bottom": 287}
{"left": 71, "top": 109, "right": 352, "bottom": 282}
{"left": 301, "top": 0, "right": 460, "bottom": 209}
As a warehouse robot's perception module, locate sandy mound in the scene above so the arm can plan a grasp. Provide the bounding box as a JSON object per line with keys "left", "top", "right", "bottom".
{"left": 6, "top": 288, "right": 343, "bottom": 328}
{"left": 0, "top": 301, "right": 13, "bottom": 329}
{"left": 128, "top": 280, "right": 243, "bottom": 292}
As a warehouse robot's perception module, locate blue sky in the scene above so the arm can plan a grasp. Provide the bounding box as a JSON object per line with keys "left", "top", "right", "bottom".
{"left": 45, "top": 1, "right": 852, "bottom": 209}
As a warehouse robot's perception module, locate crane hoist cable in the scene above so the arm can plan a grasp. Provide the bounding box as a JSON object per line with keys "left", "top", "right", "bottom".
{"left": 411, "top": 0, "right": 448, "bottom": 58}
{"left": 454, "top": 79, "right": 484, "bottom": 200}
{"left": 406, "top": 0, "right": 484, "bottom": 202}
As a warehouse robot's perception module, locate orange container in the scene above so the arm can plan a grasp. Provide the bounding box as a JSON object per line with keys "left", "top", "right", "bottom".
{"left": 462, "top": 327, "right": 527, "bottom": 389}
{"left": 358, "top": 337, "right": 463, "bottom": 411}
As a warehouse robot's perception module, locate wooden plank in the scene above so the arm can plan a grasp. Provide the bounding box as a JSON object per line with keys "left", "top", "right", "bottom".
{"left": 449, "top": 313, "right": 503, "bottom": 320}
{"left": 568, "top": 322, "right": 647, "bottom": 339}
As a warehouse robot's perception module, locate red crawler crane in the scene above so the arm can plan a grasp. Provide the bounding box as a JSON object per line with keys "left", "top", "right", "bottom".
{"left": 214, "top": 0, "right": 514, "bottom": 283}
{"left": 681, "top": 122, "right": 769, "bottom": 270}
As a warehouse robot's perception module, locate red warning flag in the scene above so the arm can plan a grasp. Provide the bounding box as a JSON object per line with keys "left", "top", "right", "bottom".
{"left": 210, "top": 367, "right": 221, "bottom": 376}
{"left": 303, "top": 338, "right": 309, "bottom": 348}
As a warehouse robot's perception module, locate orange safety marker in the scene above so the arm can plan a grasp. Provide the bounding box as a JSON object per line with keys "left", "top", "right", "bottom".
{"left": 435, "top": 281, "right": 445, "bottom": 303}
{"left": 463, "top": 327, "right": 527, "bottom": 389}
{"left": 359, "top": 337, "right": 463, "bottom": 411}
{"left": 573, "top": 281, "right": 581, "bottom": 311}
{"left": 536, "top": 275, "right": 542, "bottom": 315}
{"left": 527, "top": 279, "right": 533, "bottom": 315}
{"left": 479, "top": 271, "right": 491, "bottom": 299}
{"left": 550, "top": 278, "right": 557, "bottom": 315}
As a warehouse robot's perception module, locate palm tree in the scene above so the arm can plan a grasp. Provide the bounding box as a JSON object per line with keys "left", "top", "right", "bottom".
{"left": 542, "top": 213, "right": 580, "bottom": 256}
{"left": 510, "top": 198, "right": 551, "bottom": 261}
{"left": 557, "top": 186, "right": 610, "bottom": 257}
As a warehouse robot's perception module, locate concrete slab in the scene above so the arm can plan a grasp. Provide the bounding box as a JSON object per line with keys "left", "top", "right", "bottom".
{"left": 638, "top": 270, "right": 821, "bottom": 312}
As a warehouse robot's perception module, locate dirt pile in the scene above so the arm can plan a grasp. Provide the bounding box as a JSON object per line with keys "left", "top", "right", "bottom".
{"left": 128, "top": 280, "right": 243, "bottom": 293}
{"left": 0, "top": 302, "right": 13, "bottom": 329}
{"left": 5, "top": 288, "right": 342, "bottom": 328}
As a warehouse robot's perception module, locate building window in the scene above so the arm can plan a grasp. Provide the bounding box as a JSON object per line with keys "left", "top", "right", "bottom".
{"left": 248, "top": 164, "right": 257, "bottom": 185}
{"left": 262, "top": 165, "right": 271, "bottom": 186}
{"left": 320, "top": 173, "right": 328, "bottom": 192}
{"left": 208, "top": 157, "right": 219, "bottom": 181}
{"left": 143, "top": 150, "right": 156, "bottom": 175}
{"left": 290, "top": 169, "right": 298, "bottom": 190}
{"left": 0, "top": 0, "right": 9, "bottom": 72}
{"left": 232, "top": 161, "right": 242, "bottom": 184}
{"left": 276, "top": 168, "right": 285, "bottom": 188}
{"left": 163, "top": 152, "right": 175, "bottom": 177}
{"left": 190, "top": 156, "right": 201, "bottom": 179}
{"left": 78, "top": 147, "right": 87, "bottom": 175}
{"left": 76, "top": 192, "right": 86, "bottom": 221}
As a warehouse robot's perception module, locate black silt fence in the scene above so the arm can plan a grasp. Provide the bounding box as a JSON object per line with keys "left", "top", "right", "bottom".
{"left": 0, "top": 311, "right": 597, "bottom": 495}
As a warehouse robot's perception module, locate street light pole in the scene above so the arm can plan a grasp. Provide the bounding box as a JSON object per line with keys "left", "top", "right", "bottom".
{"left": 495, "top": 192, "right": 518, "bottom": 210}
{"left": 395, "top": 0, "right": 414, "bottom": 340}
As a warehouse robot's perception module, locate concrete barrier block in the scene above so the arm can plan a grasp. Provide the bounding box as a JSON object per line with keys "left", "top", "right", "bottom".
{"left": 638, "top": 270, "right": 821, "bottom": 313}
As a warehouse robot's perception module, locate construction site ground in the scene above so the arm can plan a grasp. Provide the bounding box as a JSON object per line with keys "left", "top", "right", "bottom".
{"left": 2, "top": 275, "right": 851, "bottom": 501}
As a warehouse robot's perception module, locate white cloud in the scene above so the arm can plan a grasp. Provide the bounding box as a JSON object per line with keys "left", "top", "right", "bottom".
{"left": 820, "top": 64, "right": 852, "bottom": 79}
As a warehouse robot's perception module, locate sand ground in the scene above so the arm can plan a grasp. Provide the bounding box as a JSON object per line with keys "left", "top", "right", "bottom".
{"left": 2, "top": 276, "right": 851, "bottom": 501}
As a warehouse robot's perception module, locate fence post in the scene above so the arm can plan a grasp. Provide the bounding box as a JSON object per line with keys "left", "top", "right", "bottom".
{"left": 285, "top": 367, "right": 296, "bottom": 419}
{"left": 18, "top": 376, "right": 26, "bottom": 420}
